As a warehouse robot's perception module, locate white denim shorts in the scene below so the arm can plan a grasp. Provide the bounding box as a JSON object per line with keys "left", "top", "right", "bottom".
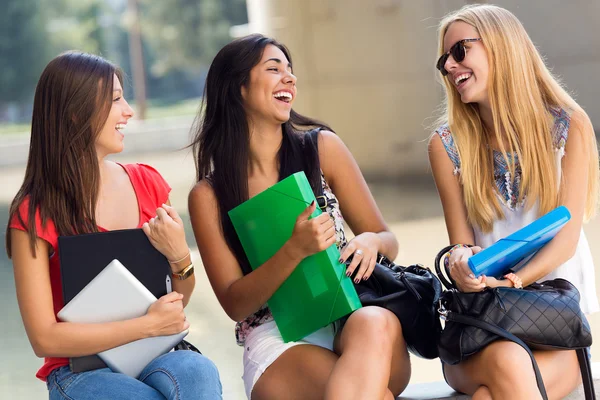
{"left": 241, "top": 320, "right": 338, "bottom": 399}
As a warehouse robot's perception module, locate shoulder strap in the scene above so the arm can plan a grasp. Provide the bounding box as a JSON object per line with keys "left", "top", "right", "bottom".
{"left": 307, "top": 128, "right": 325, "bottom": 200}
{"left": 577, "top": 347, "right": 596, "bottom": 400}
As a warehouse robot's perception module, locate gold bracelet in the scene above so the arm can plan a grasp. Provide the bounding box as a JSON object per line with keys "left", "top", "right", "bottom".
{"left": 169, "top": 249, "right": 190, "bottom": 264}
{"left": 172, "top": 262, "right": 194, "bottom": 280}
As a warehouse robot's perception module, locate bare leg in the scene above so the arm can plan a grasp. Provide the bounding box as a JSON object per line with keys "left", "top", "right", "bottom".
{"left": 252, "top": 306, "right": 411, "bottom": 400}
{"left": 252, "top": 344, "right": 338, "bottom": 400}
{"left": 471, "top": 386, "right": 492, "bottom": 400}
{"left": 444, "top": 341, "right": 580, "bottom": 400}
{"left": 328, "top": 306, "right": 411, "bottom": 400}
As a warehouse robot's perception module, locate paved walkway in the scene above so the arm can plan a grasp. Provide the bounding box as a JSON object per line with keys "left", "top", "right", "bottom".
{"left": 1, "top": 150, "right": 599, "bottom": 399}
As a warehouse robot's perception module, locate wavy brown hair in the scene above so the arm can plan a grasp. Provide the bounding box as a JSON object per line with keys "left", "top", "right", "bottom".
{"left": 6, "top": 51, "right": 122, "bottom": 257}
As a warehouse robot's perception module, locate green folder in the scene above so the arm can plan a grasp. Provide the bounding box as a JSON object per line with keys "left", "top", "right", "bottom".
{"left": 229, "top": 171, "right": 362, "bottom": 342}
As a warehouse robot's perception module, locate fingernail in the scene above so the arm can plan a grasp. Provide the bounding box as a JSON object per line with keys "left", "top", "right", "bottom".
{"left": 354, "top": 278, "right": 360, "bottom": 283}
{"left": 362, "top": 276, "right": 368, "bottom": 281}
{"left": 310, "top": 200, "right": 315, "bottom": 206}
{"left": 469, "top": 274, "right": 475, "bottom": 279}
{"left": 346, "top": 270, "right": 352, "bottom": 277}
{"left": 339, "top": 258, "right": 343, "bottom": 263}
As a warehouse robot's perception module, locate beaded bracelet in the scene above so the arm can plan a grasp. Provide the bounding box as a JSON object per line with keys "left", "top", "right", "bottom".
{"left": 504, "top": 272, "right": 523, "bottom": 289}
{"left": 443, "top": 244, "right": 473, "bottom": 269}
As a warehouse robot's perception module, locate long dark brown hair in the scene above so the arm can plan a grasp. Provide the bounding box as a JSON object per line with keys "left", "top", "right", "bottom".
{"left": 190, "top": 34, "right": 331, "bottom": 275}
{"left": 6, "top": 51, "right": 122, "bottom": 257}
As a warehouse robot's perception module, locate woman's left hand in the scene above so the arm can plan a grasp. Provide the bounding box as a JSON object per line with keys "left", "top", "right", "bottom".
{"left": 339, "top": 232, "right": 381, "bottom": 283}
{"left": 142, "top": 204, "right": 188, "bottom": 262}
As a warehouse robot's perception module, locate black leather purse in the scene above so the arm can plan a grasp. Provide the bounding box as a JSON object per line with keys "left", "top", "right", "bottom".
{"left": 434, "top": 245, "right": 595, "bottom": 400}
{"left": 353, "top": 257, "right": 443, "bottom": 359}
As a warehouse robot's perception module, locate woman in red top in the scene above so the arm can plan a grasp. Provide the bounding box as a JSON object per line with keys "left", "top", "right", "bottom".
{"left": 6, "top": 52, "right": 222, "bottom": 399}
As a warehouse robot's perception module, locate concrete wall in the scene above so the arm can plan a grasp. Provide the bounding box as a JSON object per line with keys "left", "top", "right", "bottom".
{"left": 245, "top": 0, "right": 600, "bottom": 179}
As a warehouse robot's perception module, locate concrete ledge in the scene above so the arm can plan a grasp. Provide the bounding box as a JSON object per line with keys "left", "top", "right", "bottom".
{"left": 398, "top": 363, "right": 600, "bottom": 399}
{"left": 397, "top": 381, "right": 467, "bottom": 400}
{"left": 0, "top": 115, "right": 195, "bottom": 167}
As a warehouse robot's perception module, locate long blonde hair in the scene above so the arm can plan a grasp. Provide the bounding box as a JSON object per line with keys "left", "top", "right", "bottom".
{"left": 435, "top": 4, "right": 599, "bottom": 232}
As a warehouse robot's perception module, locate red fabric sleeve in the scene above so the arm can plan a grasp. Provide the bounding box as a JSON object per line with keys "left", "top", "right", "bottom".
{"left": 8, "top": 198, "right": 59, "bottom": 251}
{"left": 121, "top": 163, "right": 172, "bottom": 207}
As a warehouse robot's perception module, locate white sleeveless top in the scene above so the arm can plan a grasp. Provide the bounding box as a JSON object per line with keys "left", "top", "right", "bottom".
{"left": 436, "top": 107, "right": 599, "bottom": 314}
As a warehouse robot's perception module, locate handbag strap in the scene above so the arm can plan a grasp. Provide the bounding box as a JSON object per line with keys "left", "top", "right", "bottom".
{"left": 434, "top": 245, "right": 457, "bottom": 290}
{"left": 446, "top": 312, "right": 596, "bottom": 400}
{"left": 576, "top": 347, "right": 596, "bottom": 400}
{"left": 307, "top": 128, "right": 336, "bottom": 211}
{"left": 446, "top": 311, "right": 548, "bottom": 399}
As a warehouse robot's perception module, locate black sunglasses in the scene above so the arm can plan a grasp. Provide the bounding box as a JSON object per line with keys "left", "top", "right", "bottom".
{"left": 436, "top": 38, "right": 481, "bottom": 76}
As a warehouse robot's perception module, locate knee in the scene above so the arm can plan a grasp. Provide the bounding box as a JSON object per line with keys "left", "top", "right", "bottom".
{"left": 483, "top": 342, "right": 535, "bottom": 386}
{"left": 173, "top": 352, "right": 221, "bottom": 385}
{"left": 346, "top": 306, "right": 402, "bottom": 346}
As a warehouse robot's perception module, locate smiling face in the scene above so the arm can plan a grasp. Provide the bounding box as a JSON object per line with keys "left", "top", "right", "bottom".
{"left": 241, "top": 44, "right": 297, "bottom": 126}
{"left": 95, "top": 74, "right": 134, "bottom": 158}
{"left": 442, "top": 21, "right": 489, "bottom": 106}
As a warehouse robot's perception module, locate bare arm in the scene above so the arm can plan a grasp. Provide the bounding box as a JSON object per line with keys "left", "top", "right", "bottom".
{"left": 142, "top": 200, "right": 195, "bottom": 306}
{"left": 511, "top": 110, "right": 595, "bottom": 286}
{"left": 11, "top": 229, "right": 188, "bottom": 358}
{"left": 429, "top": 134, "right": 485, "bottom": 292}
{"left": 318, "top": 130, "right": 399, "bottom": 282}
{"left": 428, "top": 134, "right": 475, "bottom": 245}
{"left": 188, "top": 181, "right": 335, "bottom": 322}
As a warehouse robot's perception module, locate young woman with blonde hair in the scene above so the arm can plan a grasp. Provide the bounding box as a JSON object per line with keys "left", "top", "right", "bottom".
{"left": 429, "top": 4, "right": 599, "bottom": 399}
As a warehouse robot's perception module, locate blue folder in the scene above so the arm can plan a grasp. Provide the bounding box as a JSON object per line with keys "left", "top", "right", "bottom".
{"left": 468, "top": 206, "right": 571, "bottom": 277}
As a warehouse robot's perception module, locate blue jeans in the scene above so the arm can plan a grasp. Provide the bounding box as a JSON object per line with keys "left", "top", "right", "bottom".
{"left": 47, "top": 351, "right": 222, "bottom": 399}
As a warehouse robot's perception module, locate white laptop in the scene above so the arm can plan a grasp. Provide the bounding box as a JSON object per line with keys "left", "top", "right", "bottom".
{"left": 57, "top": 259, "right": 189, "bottom": 378}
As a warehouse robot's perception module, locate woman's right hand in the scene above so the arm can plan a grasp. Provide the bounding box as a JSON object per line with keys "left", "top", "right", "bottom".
{"left": 448, "top": 246, "right": 487, "bottom": 293}
{"left": 283, "top": 201, "right": 336, "bottom": 261}
{"left": 144, "top": 291, "right": 189, "bottom": 337}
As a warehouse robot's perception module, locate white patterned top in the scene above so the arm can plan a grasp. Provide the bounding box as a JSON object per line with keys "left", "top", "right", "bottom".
{"left": 436, "top": 107, "right": 599, "bottom": 314}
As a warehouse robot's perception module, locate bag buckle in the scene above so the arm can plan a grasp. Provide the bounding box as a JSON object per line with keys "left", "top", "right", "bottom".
{"left": 438, "top": 299, "right": 448, "bottom": 320}
{"left": 316, "top": 196, "right": 328, "bottom": 210}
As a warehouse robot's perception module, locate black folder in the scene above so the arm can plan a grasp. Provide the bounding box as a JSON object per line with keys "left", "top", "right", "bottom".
{"left": 58, "top": 228, "right": 172, "bottom": 373}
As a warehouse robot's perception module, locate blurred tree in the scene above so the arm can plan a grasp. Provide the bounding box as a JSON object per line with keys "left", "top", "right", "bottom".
{"left": 221, "top": 0, "right": 249, "bottom": 26}
{"left": 40, "top": 0, "right": 108, "bottom": 55}
{"left": 0, "top": 0, "right": 248, "bottom": 123}
{"left": 139, "top": 0, "right": 246, "bottom": 76}
{"left": 0, "top": 0, "right": 47, "bottom": 108}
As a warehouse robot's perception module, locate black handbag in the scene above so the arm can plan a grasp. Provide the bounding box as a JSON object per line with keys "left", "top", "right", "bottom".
{"left": 434, "top": 245, "right": 595, "bottom": 400}
{"left": 352, "top": 257, "right": 443, "bottom": 359}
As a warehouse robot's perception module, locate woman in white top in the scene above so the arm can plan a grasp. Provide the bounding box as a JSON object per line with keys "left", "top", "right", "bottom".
{"left": 428, "top": 4, "right": 599, "bottom": 400}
